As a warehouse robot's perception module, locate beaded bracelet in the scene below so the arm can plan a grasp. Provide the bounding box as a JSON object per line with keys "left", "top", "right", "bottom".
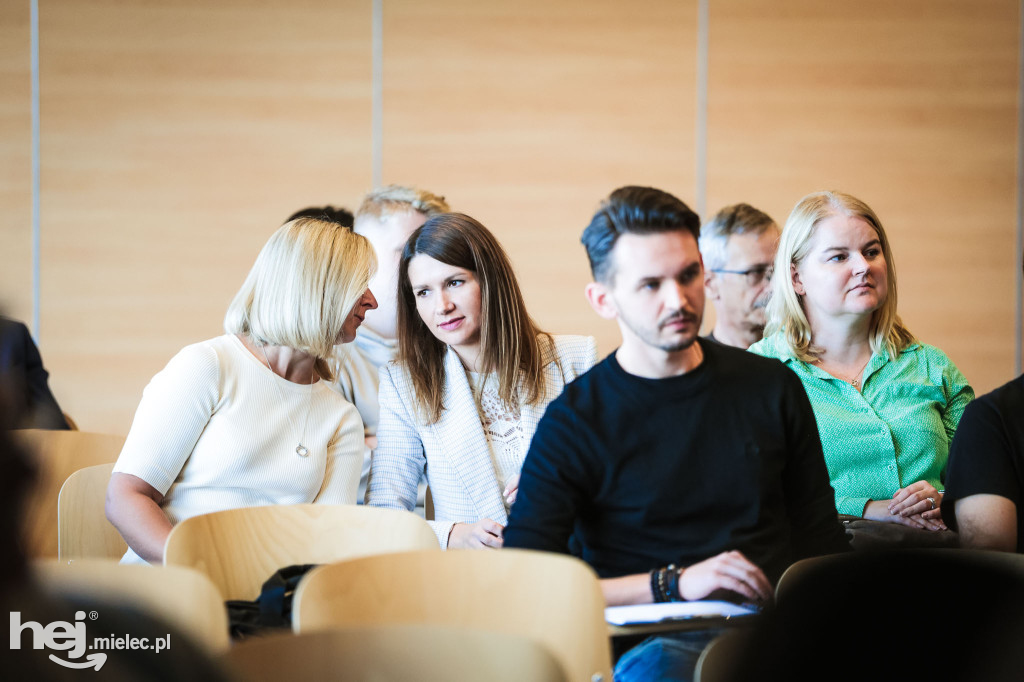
{"left": 657, "top": 566, "right": 670, "bottom": 602}
{"left": 667, "top": 565, "right": 683, "bottom": 602}
{"left": 651, "top": 564, "right": 681, "bottom": 603}
{"left": 649, "top": 568, "right": 663, "bottom": 602}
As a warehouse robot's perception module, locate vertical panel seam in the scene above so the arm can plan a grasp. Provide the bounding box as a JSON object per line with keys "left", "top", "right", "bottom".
{"left": 30, "top": 0, "right": 40, "bottom": 342}
{"left": 372, "top": 0, "right": 383, "bottom": 189}
{"left": 695, "top": 0, "right": 709, "bottom": 218}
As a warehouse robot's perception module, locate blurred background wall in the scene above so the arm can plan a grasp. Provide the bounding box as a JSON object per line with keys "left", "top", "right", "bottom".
{"left": 0, "top": 0, "right": 1019, "bottom": 434}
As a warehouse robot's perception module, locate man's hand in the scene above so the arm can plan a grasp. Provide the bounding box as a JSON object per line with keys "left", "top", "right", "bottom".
{"left": 678, "top": 551, "right": 773, "bottom": 604}
{"left": 448, "top": 518, "right": 504, "bottom": 549}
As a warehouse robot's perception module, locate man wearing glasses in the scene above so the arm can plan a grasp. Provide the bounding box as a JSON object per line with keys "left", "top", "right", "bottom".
{"left": 700, "top": 203, "right": 779, "bottom": 349}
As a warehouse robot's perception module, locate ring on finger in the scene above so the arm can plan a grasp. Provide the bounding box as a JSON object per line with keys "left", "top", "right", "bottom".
{"left": 926, "top": 496, "right": 936, "bottom": 510}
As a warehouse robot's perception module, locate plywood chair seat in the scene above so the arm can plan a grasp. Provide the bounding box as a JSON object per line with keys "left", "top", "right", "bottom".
{"left": 33, "top": 558, "right": 230, "bottom": 653}
{"left": 222, "top": 624, "right": 568, "bottom": 682}
{"left": 163, "top": 503, "right": 439, "bottom": 601}
{"left": 292, "top": 548, "right": 613, "bottom": 682}
{"left": 58, "top": 462, "right": 127, "bottom": 561}
{"left": 17, "top": 429, "right": 127, "bottom": 559}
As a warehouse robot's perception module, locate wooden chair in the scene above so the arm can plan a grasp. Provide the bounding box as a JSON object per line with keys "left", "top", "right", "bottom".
{"left": 694, "top": 628, "right": 753, "bottom": 682}
{"left": 741, "top": 550, "right": 1024, "bottom": 680}
{"left": 292, "top": 549, "right": 613, "bottom": 682}
{"left": 163, "top": 503, "right": 439, "bottom": 601}
{"left": 777, "top": 549, "right": 1024, "bottom": 604}
{"left": 33, "top": 558, "right": 230, "bottom": 653}
{"left": 774, "top": 553, "right": 851, "bottom": 604}
{"left": 222, "top": 624, "right": 568, "bottom": 681}
{"left": 16, "top": 429, "right": 126, "bottom": 559}
{"left": 58, "top": 462, "right": 127, "bottom": 561}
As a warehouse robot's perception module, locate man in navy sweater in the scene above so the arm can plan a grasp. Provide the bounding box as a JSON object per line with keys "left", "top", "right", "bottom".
{"left": 503, "top": 186, "right": 849, "bottom": 682}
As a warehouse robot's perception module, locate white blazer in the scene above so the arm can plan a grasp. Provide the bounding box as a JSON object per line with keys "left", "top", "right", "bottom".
{"left": 367, "top": 334, "right": 597, "bottom": 547}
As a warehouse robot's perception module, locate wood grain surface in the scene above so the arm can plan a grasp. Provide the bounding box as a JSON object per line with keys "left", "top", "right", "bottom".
{"left": 706, "top": 0, "right": 1019, "bottom": 391}
{"left": 0, "top": 0, "right": 1018, "bottom": 431}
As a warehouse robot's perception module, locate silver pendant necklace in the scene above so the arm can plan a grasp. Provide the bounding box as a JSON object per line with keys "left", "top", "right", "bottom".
{"left": 815, "top": 354, "right": 872, "bottom": 392}
{"left": 260, "top": 344, "right": 315, "bottom": 457}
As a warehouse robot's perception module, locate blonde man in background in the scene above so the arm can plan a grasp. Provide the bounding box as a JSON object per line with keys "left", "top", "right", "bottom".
{"left": 332, "top": 185, "right": 450, "bottom": 504}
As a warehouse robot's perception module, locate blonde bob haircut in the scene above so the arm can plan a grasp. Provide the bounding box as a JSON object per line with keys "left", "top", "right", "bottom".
{"left": 764, "top": 190, "right": 915, "bottom": 363}
{"left": 224, "top": 217, "right": 376, "bottom": 382}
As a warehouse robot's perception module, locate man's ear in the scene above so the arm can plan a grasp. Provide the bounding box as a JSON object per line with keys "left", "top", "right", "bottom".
{"left": 791, "top": 263, "right": 805, "bottom": 296}
{"left": 585, "top": 281, "right": 618, "bottom": 320}
{"left": 704, "top": 268, "right": 720, "bottom": 301}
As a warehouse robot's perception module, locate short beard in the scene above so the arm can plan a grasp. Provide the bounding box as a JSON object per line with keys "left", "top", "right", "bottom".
{"left": 620, "top": 313, "right": 699, "bottom": 353}
{"left": 661, "top": 336, "right": 697, "bottom": 352}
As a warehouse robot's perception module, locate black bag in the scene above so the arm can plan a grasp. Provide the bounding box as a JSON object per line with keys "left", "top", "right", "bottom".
{"left": 226, "top": 563, "right": 318, "bottom": 639}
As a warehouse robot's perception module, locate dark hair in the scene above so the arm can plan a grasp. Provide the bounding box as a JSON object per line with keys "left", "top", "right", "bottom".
{"left": 285, "top": 205, "right": 355, "bottom": 228}
{"left": 581, "top": 186, "right": 701, "bottom": 283}
{"left": 396, "top": 213, "right": 550, "bottom": 424}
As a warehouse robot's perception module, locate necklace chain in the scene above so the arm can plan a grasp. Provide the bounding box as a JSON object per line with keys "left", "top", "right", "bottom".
{"left": 816, "top": 354, "right": 872, "bottom": 391}
{"left": 260, "top": 344, "right": 315, "bottom": 457}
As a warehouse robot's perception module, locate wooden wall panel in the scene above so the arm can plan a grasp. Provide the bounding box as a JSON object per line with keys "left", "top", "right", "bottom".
{"left": 0, "top": 1, "right": 32, "bottom": 323}
{"left": 39, "top": 0, "right": 373, "bottom": 434}
{"left": 381, "top": 0, "right": 698, "bottom": 356}
{"left": 7, "top": 0, "right": 1017, "bottom": 434}
{"left": 707, "top": 0, "right": 1019, "bottom": 393}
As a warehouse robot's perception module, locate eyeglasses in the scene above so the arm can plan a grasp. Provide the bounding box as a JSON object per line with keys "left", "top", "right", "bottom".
{"left": 710, "top": 264, "right": 774, "bottom": 286}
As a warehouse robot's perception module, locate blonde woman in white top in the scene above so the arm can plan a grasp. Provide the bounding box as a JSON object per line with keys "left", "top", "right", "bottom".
{"left": 367, "top": 213, "right": 597, "bottom": 549}
{"left": 106, "top": 217, "right": 377, "bottom": 564}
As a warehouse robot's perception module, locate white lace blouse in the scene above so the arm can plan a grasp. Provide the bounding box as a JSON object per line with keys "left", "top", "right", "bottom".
{"left": 467, "top": 370, "right": 524, "bottom": 513}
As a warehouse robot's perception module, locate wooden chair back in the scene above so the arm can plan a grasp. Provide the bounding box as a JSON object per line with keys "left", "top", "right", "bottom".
{"left": 775, "top": 553, "right": 848, "bottom": 604}
{"left": 292, "top": 549, "right": 613, "bottom": 682}
{"left": 58, "top": 462, "right": 127, "bottom": 561}
{"left": 16, "top": 429, "right": 126, "bottom": 559}
{"left": 777, "top": 549, "right": 1024, "bottom": 605}
{"left": 222, "top": 624, "right": 568, "bottom": 681}
{"left": 33, "top": 558, "right": 230, "bottom": 653}
{"left": 754, "top": 550, "right": 1024, "bottom": 680}
{"left": 163, "top": 503, "right": 439, "bottom": 600}
{"left": 694, "top": 628, "right": 753, "bottom": 682}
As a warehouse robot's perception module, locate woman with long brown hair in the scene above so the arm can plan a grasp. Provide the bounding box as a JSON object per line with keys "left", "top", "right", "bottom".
{"left": 367, "top": 213, "right": 596, "bottom": 549}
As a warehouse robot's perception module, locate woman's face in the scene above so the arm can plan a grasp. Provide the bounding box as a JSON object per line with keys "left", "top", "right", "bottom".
{"left": 792, "top": 213, "right": 889, "bottom": 326}
{"left": 407, "top": 254, "right": 483, "bottom": 360}
{"left": 337, "top": 288, "right": 378, "bottom": 344}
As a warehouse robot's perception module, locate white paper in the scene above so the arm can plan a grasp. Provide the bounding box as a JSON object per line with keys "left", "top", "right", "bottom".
{"left": 605, "top": 600, "right": 758, "bottom": 625}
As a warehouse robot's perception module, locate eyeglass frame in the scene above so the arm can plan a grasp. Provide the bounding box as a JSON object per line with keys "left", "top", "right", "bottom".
{"left": 709, "top": 263, "right": 774, "bottom": 285}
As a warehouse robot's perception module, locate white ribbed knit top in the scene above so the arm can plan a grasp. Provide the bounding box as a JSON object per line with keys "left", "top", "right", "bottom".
{"left": 113, "top": 334, "right": 364, "bottom": 564}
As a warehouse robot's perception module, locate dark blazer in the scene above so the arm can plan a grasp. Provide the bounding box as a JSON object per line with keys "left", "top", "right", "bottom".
{"left": 0, "top": 318, "right": 69, "bottom": 429}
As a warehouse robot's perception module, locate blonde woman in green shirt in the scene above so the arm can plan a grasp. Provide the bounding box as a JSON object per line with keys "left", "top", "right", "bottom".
{"left": 749, "top": 191, "right": 973, "bottom": 532}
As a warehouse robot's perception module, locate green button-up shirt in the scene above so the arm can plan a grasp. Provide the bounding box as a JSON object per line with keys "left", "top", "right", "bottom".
{"left": 749, "top": 333, "right": 974, "bottom": 516}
